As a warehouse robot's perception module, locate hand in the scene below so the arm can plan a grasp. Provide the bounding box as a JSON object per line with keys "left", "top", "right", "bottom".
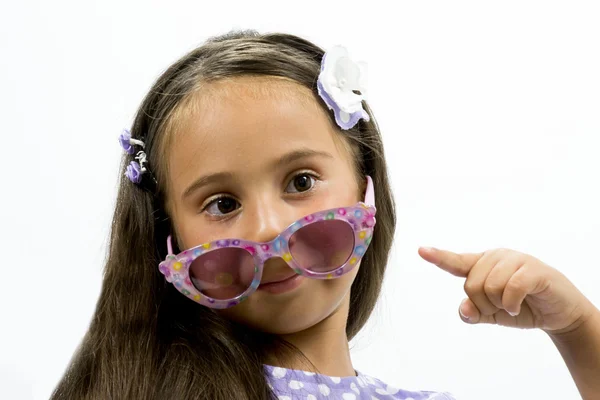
{"left": 418, "top": 247, "right": 597, "bottom": 335}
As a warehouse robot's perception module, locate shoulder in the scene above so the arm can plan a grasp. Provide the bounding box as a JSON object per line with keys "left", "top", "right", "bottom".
{"left": 358, "top": 371, "right": 458, "bottom": 400}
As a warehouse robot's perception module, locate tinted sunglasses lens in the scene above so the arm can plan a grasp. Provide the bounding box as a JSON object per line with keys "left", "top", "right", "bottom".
{"left": 189, "top": 248, "right": 255, "bottom": 300}
{"left": 289, "top": 220, "right": 355, "bottom": 273}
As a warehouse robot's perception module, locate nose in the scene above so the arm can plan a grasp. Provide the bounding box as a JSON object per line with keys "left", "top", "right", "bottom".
{"left": 253, "top": 208, "right": 300, "bottom": 283}
{"left": 260, "top": 257, "right": 295, "bottom": 284}
{"left": 240, "top": 197, "right": 304, "bottom": 283}
{"left": 241, "top": 198, "right": 297, "bottom": 245}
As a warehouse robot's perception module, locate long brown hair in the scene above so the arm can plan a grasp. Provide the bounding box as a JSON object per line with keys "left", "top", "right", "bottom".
{"left": 51, "top": 29, "right": 396, "bottom": 400}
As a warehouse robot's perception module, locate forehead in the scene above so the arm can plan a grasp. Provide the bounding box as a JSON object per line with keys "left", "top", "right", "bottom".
{"left": 166, "top": 76, "right": 348, "bottom": 191}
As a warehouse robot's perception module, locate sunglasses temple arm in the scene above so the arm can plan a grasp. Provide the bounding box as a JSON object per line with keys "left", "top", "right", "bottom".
{"left": 167, "top": 235, "right": 173, "bottom": 255}
{"left": 365, "top": 175, "right": 375, "bottom": 207}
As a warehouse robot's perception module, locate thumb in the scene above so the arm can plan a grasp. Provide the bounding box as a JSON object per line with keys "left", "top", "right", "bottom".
{"left": 459, "top": 298, "right": 503, "bottom": 325}
{"left": 459, "top": 298, "right": 482, "bottom": 324}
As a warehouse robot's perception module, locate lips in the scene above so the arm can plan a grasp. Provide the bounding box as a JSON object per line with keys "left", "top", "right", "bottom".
{"left": 259, "top": 273, "right": 298, "bottom": 287}
{"left": 257, "top": 273, "right": 305, "bottom": 294}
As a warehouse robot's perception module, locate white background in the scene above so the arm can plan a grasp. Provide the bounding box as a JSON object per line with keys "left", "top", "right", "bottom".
{"left": 1, "top": 1, "right": 599, "bottom": 399}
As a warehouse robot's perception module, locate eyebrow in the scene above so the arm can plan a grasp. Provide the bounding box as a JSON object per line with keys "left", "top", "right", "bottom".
{"left": 181, "top": 148, "right": 333, "bottom": 200}
{"left": 182, "top": 171, "right": 235, "bottom": 200}
{"left": 274, "top": 148, "right": 333, "bottom": 169}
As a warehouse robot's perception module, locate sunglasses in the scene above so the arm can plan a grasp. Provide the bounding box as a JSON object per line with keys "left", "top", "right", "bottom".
{"left": 158, "top": 176, "right": 377, "bottom": 309}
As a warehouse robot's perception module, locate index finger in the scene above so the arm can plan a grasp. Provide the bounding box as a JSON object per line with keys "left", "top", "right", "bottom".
{"left": 418, "top": 247, "right": 484, "bottom": 278}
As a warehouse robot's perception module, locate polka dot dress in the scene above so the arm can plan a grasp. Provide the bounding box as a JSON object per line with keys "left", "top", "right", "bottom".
{"left": 264, "top": 364, "right": 456, "bottom": 400}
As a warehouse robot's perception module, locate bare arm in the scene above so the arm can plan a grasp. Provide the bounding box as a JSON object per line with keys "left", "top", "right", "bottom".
{"left": 548, "top": 301, "right": 600, "bottom": 400}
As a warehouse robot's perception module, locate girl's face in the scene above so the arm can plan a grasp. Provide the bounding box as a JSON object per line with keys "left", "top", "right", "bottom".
{"left": 166, "top": 76, "right": 362, "bottom": 334}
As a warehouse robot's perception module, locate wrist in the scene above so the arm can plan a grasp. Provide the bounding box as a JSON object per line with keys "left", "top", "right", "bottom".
{"left": 547, "top": 301, "right": 600, "bottom": 344}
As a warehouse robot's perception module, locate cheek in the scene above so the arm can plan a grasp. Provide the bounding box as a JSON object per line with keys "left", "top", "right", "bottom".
{"left": 172, "top": 217, "right": 210, "bottom": 251}
{"left": 312, "top": 261, "right": 362, "bottom": 309}
{"left": 335, "top": 261, "right": 361, "bottom": 294}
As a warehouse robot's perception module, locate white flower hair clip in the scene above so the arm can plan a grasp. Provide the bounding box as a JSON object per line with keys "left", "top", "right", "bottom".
{"left": 317, "top": 45, "right": 370, "bottom": 130}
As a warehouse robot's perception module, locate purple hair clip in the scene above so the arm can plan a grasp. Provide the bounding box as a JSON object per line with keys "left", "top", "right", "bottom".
{"left": 125, "top": 159, "right": 144, "bottom": 184}
{"left": 119, "top": 129, "right": 145, "bottom": 154}
{"left": 317, "top": 46, "right": 370, "bottom": 130}
{"left": 118, "top": 128, "right": 150, "bottom": 184}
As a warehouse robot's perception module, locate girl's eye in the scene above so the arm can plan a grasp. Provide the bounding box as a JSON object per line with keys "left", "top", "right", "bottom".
{"left": 204, "top": 196, "right": 240, "bottom": 216}
{"left": 285, "top": 173, "right": 316, "bottom": 193}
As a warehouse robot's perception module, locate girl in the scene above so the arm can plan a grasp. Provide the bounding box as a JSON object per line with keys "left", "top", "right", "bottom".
{"left": 51, "top": 30, "right": 600, "bottom": 400}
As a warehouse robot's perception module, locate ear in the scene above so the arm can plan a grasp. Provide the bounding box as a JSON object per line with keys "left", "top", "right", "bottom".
{"left": 171, "top": 230, "right": 183, "bottom": 253}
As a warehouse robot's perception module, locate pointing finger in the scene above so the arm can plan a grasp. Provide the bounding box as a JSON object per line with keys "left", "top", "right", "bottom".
{"left": 419, "top": 247, "right": 484, "bottom": 278}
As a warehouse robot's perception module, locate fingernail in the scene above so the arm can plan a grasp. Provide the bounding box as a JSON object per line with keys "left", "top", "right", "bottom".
{"left": 459, "top": 299, "right": 471, "bottom": 321}
{"left": 508, "top": 310, "right": 519, "bottom": 317}
{"left": 422, "top": 247, "right": 437, "bottom": 253}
